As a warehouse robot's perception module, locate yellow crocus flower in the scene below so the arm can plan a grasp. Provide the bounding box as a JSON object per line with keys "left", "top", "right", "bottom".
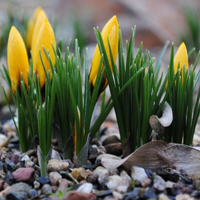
{"left": 7, "top": 26, "right": 29, "bottom": 94}
{"left": 26, "top": 7, "right": 42, "bottom": 50}
{"left": 33, "top": 19, "right": 56, "bottom": 88}
{"left": 31, "top": 9, "right": 47, "bottom": 62}
{"left": 174, "top": 42, "right": 188, "bottom": 74}
{"left": 89, "top": 15, "right": 119, "bottom": 94}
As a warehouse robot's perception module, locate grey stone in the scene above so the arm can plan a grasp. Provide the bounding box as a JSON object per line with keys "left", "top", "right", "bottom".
{"left": 9, "top": 182, "right": 31, "bottom": 193}
{"left": 28, "top": 189, "right": 38, "bottom": 198}
{"left": 41, "top": 184, "right": 52, "bottom": 195}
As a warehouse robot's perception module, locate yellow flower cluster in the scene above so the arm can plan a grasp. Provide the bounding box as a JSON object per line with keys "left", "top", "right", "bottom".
{"left": 7, "top": 7, "right": 56, "bottom": 94}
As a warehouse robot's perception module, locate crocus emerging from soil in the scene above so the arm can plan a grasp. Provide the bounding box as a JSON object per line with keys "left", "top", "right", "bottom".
{"left": 7, "top": 26, "right": 29, "bottom": 94}
{"left": 25, "top": 6, "right": 42, "bottom": 50}
{"left": 89, "top": 15, "right": 119, "bottom": 94}
{"left": 33, "top": 19, "right": 56, "bottom": 88}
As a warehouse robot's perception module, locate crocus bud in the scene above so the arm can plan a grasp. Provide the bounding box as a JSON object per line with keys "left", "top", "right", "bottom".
{"left": 33, "top": 19, "right": 56, "bottom": 88}
{"left": 174, "top": 42, "right": 188, "bottom": 74}
{"left": 31, "top": 9, "right": 47, "bottom": 62}
{"left": 89, "top": 15, "right": 119, "bottom": 94}
{"left": 7, "top": 26, "right": 29, "bottom": 94}
{"left": 26, "top": 7, "right": 42, "bottom": 50}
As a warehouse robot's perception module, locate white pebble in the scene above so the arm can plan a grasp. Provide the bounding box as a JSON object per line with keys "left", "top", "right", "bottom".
{"left": 93, "top": 166, "right": 109, "bottom": 177}
{"left": 153, "top": 175, "right": 166, "bottom": 191}
{"left": 0, "top": 135, "right": 8, "bottom": 148}
{"left": 107, "top": 175, "right": 122, "bottom": 190}
{"left": 131, "top": 166, "right": 148, "bottom": 184}
{"left": 77, "top": 183, "right": 93, "bottom": 193}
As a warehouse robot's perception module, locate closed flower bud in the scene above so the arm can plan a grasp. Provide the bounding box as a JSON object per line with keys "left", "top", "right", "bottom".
{"left": 25, "top": 6, "right": 42, "bottom": 50}
{"left": 31, "top": 9, "right": 47, "bottom": 62}
{"left": 174, "top": 42, "right": 188, "bottom": 74}
{"left": 89, "top": 15, "right": 119, "bottom": 94}
{"left": 33, "top": 19, "right": 56, "bottom": 88}
{"left": 7, "top": 26, "right": 29, "bottom": 94}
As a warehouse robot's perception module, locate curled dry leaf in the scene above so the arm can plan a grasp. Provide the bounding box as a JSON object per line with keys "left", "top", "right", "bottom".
{"left": 149, "top": 102, "right": 173, "bottom": 136}
{"left": 96, "top": 141, "right": 200, "bottom": 177}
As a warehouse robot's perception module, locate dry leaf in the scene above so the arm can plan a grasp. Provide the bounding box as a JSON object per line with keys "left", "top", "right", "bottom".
{"left": 97, "top": 141, "right": 200, "bottom": 177}
{"left": 149, "top": 102, "right": 173, "bottom": 136}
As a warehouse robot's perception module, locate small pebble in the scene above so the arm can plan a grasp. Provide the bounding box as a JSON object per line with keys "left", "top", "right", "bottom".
{"left": 108, "top": 168, "right": 119, "bottom": 176}
{"left": 141, "top": 178, "right": 152, "bottom": 188}
{"left": 71, "top": 167, "right": 92, "bottom": 182}
{"left": 159, "top": 193, "right": 171, "bottom": 200}
{"left": 28, "top": 189, "right": 38, "bottom": 198}
{"left": 21, "top": 155, "right": 30, "bottom": 162}
{"left": 131, "top": 166, "right": 148, "bottom": 185}
{"left": 33, "top": 180, "right": 40, "bottom": 189}
{"left": 9, "top": 182, "right": 31, "bottom": 193}
{"left": 0, "top": 134, "right": 8, "bottom": 148}
{"left": 36, "top": 177, "right": 51, "bottom": 185}
{"left": 64, "top": 191, "right": 96, "bottom": 200}
{"left": 51, "top": 149, "right": 61, "bottom": 160}
{"left": 0, "top": 150, "right": 10, "bottom": 160}
{"left": 41, "top": 184, "right": 52, "bottom": 195}
{"left": 97, "top": 146, "right": 106, "bottom": 154}
{"left": 93, "top": 166, "right": 109, "bottom": 177}
{"left": 107, "top": 175, "right": 122, "bottom": 190}
{"left": 175, "top": 194, "right": 194, "bottom": 200}
{"left": 112, "top": 191, "right": 123, "bottom": 200}
{"left": 166, "top": 181, "right": 175, "bottom": 189}
{"left": 77, "top": 183, "right": 93, "bottom": 193}
{"left": 102, "top": 135, "right": 120, "bottom": 146}
{"left": 192, "top": 171, "right": 200, "bottom": 189}
{"left": 49, "top": 171, "right": 62, "bottom": 185}
{"left": 104, "top": 143, "right": 122, "bottom": 156}
{"left": 12, "top": 167, "right": 35, "bottom": 182}
{"left": 5, "top": 171, "right": 14, "bottom": 185}
{"left": 86, "top": 174, "right": 98, "bottom": 184}
{"left": 98, "top": 173, "right": 109, "bottom": 189}
{"left": 0, "top": 170, "right": 6, "bottom": 180}
{"left": 153, "top": 175, "right": 166, "bottom": 192}
{"left": 58, "top": 179, "right": 68, "bottom": 192}
{"left": 51, "top": 185, "right": 57, "bottom": 193}
{"left": 11, "top": 153, "right": 20, "bottom": 165}
{"left": 47, "top": 159, "right": 69, "bottom": 172}
{"left": 5, "top": 159, "right": 15, "bottom": 171}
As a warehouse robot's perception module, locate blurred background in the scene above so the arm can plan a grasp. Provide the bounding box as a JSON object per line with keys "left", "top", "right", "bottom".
{"left": 0, "top": 0, "right": 200, "bottom": 117}
{"left": 0, "top": 0, "right": 200, "bottom": 51}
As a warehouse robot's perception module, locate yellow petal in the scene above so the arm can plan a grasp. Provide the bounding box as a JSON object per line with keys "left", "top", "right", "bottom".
{"left": 174, "top": 42, "right": 188, "bottom": 74}
{"left": 31, "top": 9, "right": 47, "bottom": 66}
{"left": 26, "top": 7, "right": 42, "bottom": 50}
{"left": 89, "top": 15, "right": 119, "bottom": 92}
{"left": 7, "top": 26, "right": 29, "bottom": 94}
{"left": 33, "top": 19, "right": 56, "bottom": 88}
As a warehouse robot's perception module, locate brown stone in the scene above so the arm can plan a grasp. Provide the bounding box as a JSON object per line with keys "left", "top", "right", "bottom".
{"left": 104, "top": 143, "right": 122, "bottom": 156}
{"left": 102, "top": 135, "right": 120, "bottom": 146}
{"left": 71, "top": 168, "right": 92, "bottom": 182}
